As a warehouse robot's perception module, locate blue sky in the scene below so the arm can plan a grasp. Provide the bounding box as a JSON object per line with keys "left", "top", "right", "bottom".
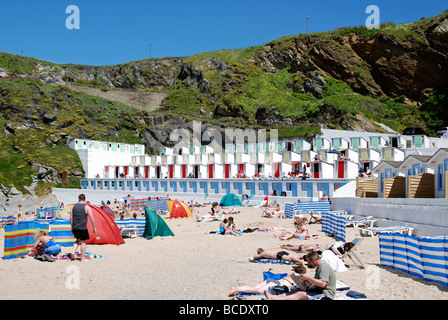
{"left": 0, "top": 0, "right": 446, "bottom": 66}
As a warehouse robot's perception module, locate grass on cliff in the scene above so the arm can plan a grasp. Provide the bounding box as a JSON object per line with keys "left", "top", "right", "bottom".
{"left": 0, "top": 78, "right": 146, "bottom": 192}
{"left": 162, "top": 60, "right": 420, "bottom": 135}
{"left": 185, "top": 46, "right": 262, "bottom": 65}
{"left": 0, "top": 52, "right": 60, "bottom": 75}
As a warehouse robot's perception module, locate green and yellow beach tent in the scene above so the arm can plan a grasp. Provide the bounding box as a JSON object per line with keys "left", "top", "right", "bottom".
{"left": 143, "top": 207, "right": 174, "bottom": 239}
{"left": 219, "top": 193, "right": 242, "bottom": 207}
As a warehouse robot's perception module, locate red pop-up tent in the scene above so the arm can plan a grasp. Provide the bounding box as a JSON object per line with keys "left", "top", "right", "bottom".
{"left": 85, "top": 203, "right": 124, "bottom": 245}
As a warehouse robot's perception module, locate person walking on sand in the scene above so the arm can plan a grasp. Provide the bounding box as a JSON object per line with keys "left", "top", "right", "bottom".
{"left": 70, "top": 194, "right": 96, "bottom": 262}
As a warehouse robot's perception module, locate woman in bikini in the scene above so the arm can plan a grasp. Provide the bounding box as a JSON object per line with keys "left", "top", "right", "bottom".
{"left": 274, "top": 216, "right": 309, "bottom": 240}
{"left": 32, "top": 229, "right": 62, "bottom": 256}
{"left": 219, "top": 218, "right": 240, "bottom": 236}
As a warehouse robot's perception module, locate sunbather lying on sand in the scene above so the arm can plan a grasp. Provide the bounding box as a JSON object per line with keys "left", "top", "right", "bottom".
{"left": 280, "top": 241, "right": 353, "bottom": 256}
{"left": 228, "top": 264, "right": 312, "bottom": 297}
{"left": 250, "top": 248, "right": 303, "bottom": 263}
{"left": 280, "top": 243, "right": 321, "bottom": 253}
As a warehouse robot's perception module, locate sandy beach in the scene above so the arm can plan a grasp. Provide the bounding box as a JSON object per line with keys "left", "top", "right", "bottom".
{"left": 1, "top": 205, "right": 448, "bottom": 300}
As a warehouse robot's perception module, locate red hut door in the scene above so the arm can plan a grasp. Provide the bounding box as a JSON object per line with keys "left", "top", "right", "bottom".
{"left": 338, "top": 161, "right": 345, "bottom": 178}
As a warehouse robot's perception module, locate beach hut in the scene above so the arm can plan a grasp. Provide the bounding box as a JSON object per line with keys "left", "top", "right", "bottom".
{"left": 86, "top": 203, "right": 124, "bottom": 245}
{"left": 428, "top": 148, "right": 448, "bottom": 198}
{"left": 334, "top": 160, "right": 359, "bottom": 179}
{"left": 167, "top": 200, "right": 193, "bottom": 219}
{"left": 369, "top": 136, "right": 388, "bottom": 149}
{"left": 313, "top": 137, "right": 331, "bottom": 151}
{"left": 373, "top": 161, "right": 405, "bottom": 198}
{"left": 220, "top": 193, "right": 242, "bottom": 207}
{"left": 350, "top": 137, "right": 368, "bottom": 151}
{"left": 310, "top": 160, "right": 334, "bottom": 179}
{"left": 143, "top": 207, "right": 174, "bottom": 239}
{"left": 330, "top": 137, "right": 349, "bottom": 150}
{"left": 207, "top": 163, "right": 224, "bottom": 179}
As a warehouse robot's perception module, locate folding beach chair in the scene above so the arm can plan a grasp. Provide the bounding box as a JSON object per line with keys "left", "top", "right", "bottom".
{"left": 119, "top": 224, "right": 139, "bottom": 238}
{"left": 308, "top": 211, "right": 322, "bottom": 224}
{"left": 341, "top": 237, "right": 365, "bottom": 269}
{"left": 346, "top": 216, "right": 376, "bottom": 228}
{"left": 359, "top": 226, "right": 414, "bottom": 237}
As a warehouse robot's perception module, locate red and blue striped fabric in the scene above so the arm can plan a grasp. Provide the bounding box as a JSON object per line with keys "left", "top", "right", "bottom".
{"left": 36, "top": 219, "right": 75, "bottom": 247}
{"left": 0, "top": 216, "right": 17, "bottom": 226}
{"left": 3, "top": 221, "right": 41, "bottom": 260}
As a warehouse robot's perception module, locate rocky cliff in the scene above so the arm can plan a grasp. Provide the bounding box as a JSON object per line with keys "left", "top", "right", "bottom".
{"left": 18, "top": 11, "right": 446, "bottom": 123}
{"left": 0, "top": 11, "right": 447, "bottom": 206}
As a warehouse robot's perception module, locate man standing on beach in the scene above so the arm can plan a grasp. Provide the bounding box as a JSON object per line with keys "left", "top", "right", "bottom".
{"left": 70, "top": 194, "right": 96, "bottom": 262}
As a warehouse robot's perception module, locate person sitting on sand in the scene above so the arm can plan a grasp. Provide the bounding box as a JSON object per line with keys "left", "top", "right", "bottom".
{"left": 219, "top": 218, "right": 241, "bottom": 236}
{"left": 326, "top": 241, "right": 354, "bottom": 257}
{"left": 264, "top": 204, "right": 285, "bottom": 219}
{"left": 264, "top": 251, "right": 336, "bottom": 300}
{"left": 32, "top": 229, "right": 61, "bottom": 257}
{"left": 274, "top": 216, "right": 309, "bottom": 240}
{"left": 228, "top": 264, "right": 313, "bottom": 297}
{"left": 250, "top": 248, "right": 303, "bottom": 263}
{"left": 227, "top": 216, "right": 240, "bottom": 233}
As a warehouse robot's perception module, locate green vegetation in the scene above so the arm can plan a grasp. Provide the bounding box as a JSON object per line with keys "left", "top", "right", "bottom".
{"left": 160, "top": 58, "right": 427, "bottom": 136}
{"left": 0, "top": 52, "right": 60, "bottom": 74}
{"left": 184, "top": 46, "right": 262, "bottom": 65}
{"left": 1, "top": 10, "right": 447, "bottom": 194}
{"left": 0, "top": 78, "right": 145, "bottom": 192}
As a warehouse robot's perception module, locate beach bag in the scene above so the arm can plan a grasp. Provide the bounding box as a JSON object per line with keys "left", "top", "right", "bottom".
{"left": 268, "top": 285, "right": 290, "bottom": 295}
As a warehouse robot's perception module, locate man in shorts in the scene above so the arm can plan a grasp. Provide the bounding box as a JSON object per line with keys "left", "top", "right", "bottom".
{"left": 70, "top": 194, "right": 96, "bottom": 262}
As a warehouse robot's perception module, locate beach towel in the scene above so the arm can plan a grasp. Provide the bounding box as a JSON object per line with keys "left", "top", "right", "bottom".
{"left": 250, "top": 258, "right": 296, "bottom": 265}
{"left": 236, "top": 273, "right": 350, "bottom": 297}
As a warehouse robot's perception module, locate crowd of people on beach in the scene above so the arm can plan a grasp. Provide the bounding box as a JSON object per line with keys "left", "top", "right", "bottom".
{"left": 211, "top": 194, "right": 357, "bottom": 301}
{"left": 11, "top": 190, "right": 360, "bottom": 299}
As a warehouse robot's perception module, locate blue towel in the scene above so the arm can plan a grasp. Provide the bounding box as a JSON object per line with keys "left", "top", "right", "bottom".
{"left": 251, "top": 258, "right": 296, "bottom": 265}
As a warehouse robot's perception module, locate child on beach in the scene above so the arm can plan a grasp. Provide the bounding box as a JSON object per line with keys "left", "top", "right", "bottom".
{"left": 227, "top": 217, "right": 241, "bottom": 234}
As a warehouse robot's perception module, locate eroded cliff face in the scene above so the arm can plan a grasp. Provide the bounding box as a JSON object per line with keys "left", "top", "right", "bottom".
{"left": 27, "top": 13, "right": 448, "bottom": 113}
{"left": 3, "top": 13, "right": 447, "bottom": 152}
{"left": 254, "top": 16, "right": 448, "bottom": 105}
{"left": 39, "top": 58, "right": 183, "bottom": 90}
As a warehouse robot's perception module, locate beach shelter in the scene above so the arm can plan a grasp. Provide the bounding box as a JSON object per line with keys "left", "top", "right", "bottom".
{"left": 219, "top": 193, "right": 242, "bottom": 207}
{"left": 143, "top": 207, "right": 174, "bottom": 239}
{"left": 100, "top": 205, "right": 115, "bottom": 218}
{"left": 167, "top": 200, "right": 193, "bottom": 219}
{"left": 86, "top": 203, "right": 124, "bottom": 245}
